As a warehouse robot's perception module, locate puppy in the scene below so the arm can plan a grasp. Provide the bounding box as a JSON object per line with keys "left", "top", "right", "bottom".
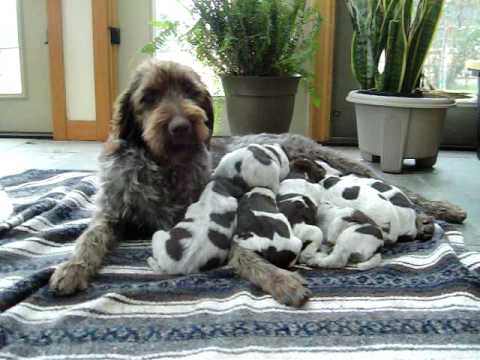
{"left": 292, "top": 158, "right": 420, "bottom": 243}
{"left": 338, "top": 175, "right": 433, "bottom": 241}
{"left": 234, "top": 187, "right": 302, "bottom": 269}
{"left": 213, "top": 144, "right": 290, "bottom": 193}
{"left": 148, "top": 177, "right": 244, "bottom": 275}
{"left": 318, "top": 174, "right": 418, "bottom": 243}
{"left": 315, "top": 201, "right": 384, "bottom": 270}
{"left": 277, "top": 159, "right": 326, "bottom": 265}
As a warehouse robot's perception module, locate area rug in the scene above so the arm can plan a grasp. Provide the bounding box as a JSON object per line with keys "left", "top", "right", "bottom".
{"left": 0, "top": 169, "right": 479, "bottom": 359}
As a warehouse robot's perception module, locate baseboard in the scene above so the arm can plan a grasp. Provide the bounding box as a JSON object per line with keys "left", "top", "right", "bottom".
{"left": 0, "top": 132, "right": 53, "bottom": 139}
{"left": 323, "top": 136, "right": 477, "bottom": 151}
{"left": 321, "top": 137, "right": 358, "bottom": 146}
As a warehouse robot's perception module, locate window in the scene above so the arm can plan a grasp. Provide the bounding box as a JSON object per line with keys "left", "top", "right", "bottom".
{"left": 0, "top": 0, "right": 23, "bottom": 96}
{"left": 423, "top": 0, "right": 480, "bottom": 93}
{"left": 153, "top": 0, "right": 226, "bottom": 134}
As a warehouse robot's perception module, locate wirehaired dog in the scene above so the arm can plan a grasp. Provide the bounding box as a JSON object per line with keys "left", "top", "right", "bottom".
{"left": 49, "top": 60, "right": 215, "bottom": 294}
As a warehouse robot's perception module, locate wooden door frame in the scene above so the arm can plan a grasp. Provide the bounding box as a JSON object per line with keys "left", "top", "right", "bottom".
{"left": 47, "top": 0, "right": 117, "bottom": 141}
{"left": 309, "top": 0, "right": 336, "bottom": 142}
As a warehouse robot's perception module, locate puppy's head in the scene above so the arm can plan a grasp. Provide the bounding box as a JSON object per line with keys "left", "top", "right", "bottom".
{"left": 290, "top": 158, "right": 327, "bottom": 182}
{"left": 108, "top": 60, "right": 214, "bottom": 162}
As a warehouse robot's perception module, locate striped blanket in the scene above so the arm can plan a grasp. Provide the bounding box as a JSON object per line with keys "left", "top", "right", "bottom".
{"left": 0, "top": 169, "right": 479, "bottom": 359}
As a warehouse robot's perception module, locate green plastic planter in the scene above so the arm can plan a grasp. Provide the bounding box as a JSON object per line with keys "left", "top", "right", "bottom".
{"left": 222, "top": 75, "right": 301, "bottom": 135}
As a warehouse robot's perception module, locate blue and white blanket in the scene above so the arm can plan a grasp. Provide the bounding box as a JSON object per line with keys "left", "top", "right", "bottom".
{"left": 0, "top": 169, "right": 479, "bottom": 359}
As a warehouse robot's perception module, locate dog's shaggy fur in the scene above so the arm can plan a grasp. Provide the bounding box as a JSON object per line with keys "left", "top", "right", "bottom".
{"left": 50, "top": 59, "right": 467, "bottom": 307}
{"left": 49, "top": 60, "right": 214, "bottom": 294}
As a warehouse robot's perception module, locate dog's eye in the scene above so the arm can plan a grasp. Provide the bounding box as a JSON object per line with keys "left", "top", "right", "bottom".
{"left": 180, "top": 80, "right": 202, "bottom": 99}
{"left": 142, "top": 92, "right": 158, "bottom": 106}
{"left": 185, "top": 87, "right": 201, "bottom": 99}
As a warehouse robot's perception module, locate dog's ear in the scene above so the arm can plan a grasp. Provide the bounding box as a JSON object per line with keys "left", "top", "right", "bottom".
{"left": 110, "top": 76, "right": 142, "bottom": 142}
{"left": 201, "top": 92, "right": 215, "bottom": 138}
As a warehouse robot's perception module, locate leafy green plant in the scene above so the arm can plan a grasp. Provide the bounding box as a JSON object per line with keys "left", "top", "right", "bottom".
{"left": 143, "top": 0, "right": 321, "bottom": 101}
{"left": 345, "top": 0, "right": 445, "bottom": 94}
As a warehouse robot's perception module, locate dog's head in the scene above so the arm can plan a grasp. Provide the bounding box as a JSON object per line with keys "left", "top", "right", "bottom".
{"left": 108, "top": 60, "right": 214, "bottom": 162}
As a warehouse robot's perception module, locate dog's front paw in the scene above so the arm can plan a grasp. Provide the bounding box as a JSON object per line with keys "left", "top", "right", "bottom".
{"left": 267, "top": 269, "right": 311, "bottom": 307}
{"left": 416, "top": 214, "right": 435, "bottom": 240}
{"left": 49, "top": 261, "right": 89, "bottom": 295}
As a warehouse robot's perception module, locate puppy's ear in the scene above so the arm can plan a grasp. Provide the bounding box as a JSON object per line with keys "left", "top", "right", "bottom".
{"left": 291, "top": 158, "right": 326, "bottom": 182}
{"left": 110, "top": 76, "right": 142, "bottom": 142}
{"left": 308, "top": 161, "right": 327, "bottom": 182}
{"left": 279, "top": 145, "right": 290, "bottom": 160}
{"left": 291, "top": 158, "right": 311, "bottom": 172}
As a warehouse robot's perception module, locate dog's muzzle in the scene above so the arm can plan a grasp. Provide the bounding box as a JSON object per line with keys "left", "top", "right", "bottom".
{"left": 168, "top": 116, "right": 193, "bottom": 144}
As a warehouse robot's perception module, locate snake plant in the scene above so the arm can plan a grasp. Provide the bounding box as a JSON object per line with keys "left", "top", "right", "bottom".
{"left": 345, "top": 0, "right": 444, "bottom": 94}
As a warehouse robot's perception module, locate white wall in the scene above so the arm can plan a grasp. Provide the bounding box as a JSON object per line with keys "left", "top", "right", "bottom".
{"left": 118, "top": 0, "right": 151, "bottom": 92}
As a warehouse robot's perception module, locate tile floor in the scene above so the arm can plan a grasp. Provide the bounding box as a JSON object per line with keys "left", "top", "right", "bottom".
{"left": 1, "top": 137, "right": 479, "bottom": 250}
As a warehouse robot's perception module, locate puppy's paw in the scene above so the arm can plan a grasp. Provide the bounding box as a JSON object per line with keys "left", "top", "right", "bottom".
{"left": 49, "top": 261, "right": 89, "bottom": 296}
{"left": 416, "top": 214, "right": 435, "bottom": 240}
{"left": 267, "top": 269, "right": 311, "bottom": 307}
{"left": 147, "top": 257, "right": 164, "bottom": 273}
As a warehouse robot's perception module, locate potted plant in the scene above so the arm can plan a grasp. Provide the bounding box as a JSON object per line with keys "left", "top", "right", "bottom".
{"left": 345, "top": 0, "right": 455, "bottom": 173}
{"left": 144, "top": 0, "right": 321, "bottom": 135}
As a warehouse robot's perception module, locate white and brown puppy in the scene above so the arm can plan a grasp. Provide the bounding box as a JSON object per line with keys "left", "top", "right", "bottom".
{"left": 319, "top": 174, "right": 418, "bottom": 243}
{"left": 315, "top": 202, "right": 384, "bottom": 269}
{"left": 336, "top": 175, "right": 425, "bottom": 242}
{"left": 297, "top": 159, "right": 423, "bottom": 244}
{"left": 234, "top": 187, "right": 302, "bottom": 269}
{"left": 213, "top": 144, "right": 290, "bottom": 193}
{"left": 277, "top": 159, "right": 326, "bottom": 265}
{"left": 148, "top": 177, "right": 244, "bottom": 275}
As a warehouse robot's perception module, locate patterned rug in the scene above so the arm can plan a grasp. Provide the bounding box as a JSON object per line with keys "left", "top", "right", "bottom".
{"left": 0, "top": 169, "right": 479, "bottom": 359}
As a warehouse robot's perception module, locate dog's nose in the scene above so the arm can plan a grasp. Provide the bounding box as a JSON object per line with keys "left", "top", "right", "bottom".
{"left": 168, "top": 117, "right": 192, "bottom": 140}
